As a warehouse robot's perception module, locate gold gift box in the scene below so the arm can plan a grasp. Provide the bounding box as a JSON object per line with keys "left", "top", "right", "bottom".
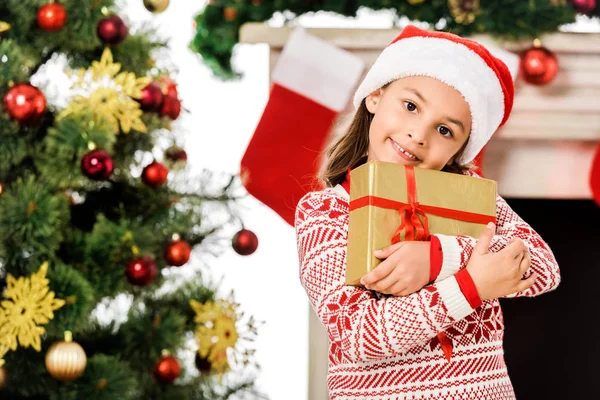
{"left": 346, "top": 161, "right": 497, "bottom": 286}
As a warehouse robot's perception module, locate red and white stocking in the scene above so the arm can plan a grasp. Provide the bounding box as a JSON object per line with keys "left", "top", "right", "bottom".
{"left": 240, "top": 28, "right": 364, "bottom": 225}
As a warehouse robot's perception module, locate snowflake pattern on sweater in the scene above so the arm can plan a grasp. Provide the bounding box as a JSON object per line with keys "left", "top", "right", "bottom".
{"left": 295, "top": 183, "right": 560, "bottom": 400}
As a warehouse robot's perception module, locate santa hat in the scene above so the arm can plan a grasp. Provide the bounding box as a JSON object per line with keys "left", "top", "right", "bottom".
{"left": 353, "top": 25, "right": 515, "bottom": 165}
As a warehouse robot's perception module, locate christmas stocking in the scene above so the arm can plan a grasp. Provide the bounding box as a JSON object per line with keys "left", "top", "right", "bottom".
{"left": 591, "top": 143, "right": 600, "bottom": 206}
{"left": 240, "top": 28, "right": 364, "bottom": 226}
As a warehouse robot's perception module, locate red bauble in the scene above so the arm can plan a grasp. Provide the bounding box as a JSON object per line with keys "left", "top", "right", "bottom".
{"left": 3, "top": 84, "right": 46, "bottom": 124}
{"left": 520, "top": 46, "right": 559, "bottom": 86}
{"left": 163, "top": 240, "right": 191, "bottom": 266}
{"left": 81, "top": 149, "right": 113, "bottom": 180}
{"left": 159, "top": 76, "right": 178, "bottom": 98}
{"left": 153, "top": 355, "right": 181, "bottom": 384}
{"left": 97, "top": 15, "right": 128, "bottom": 45}
{"left": 232, "top": 229, "right": 258, "bottom": 256}
{"left": 37, "top": 3, "right": 67, "bottom": 32}
{"left": 139, "top": 82, "right": 164, "bottom": 112}
{"left": 142, "top": 161, "right": 168, "bottom": 188}
{"left": 224, "top": 7, "right": 238, "bottom": 21}
{"left": 571, "top": 0, "right": 596, "bottom": 14}
{"left": 164, "top": 145, "right": 187, "bottom": 170}
{"left": 125, "top": 255, "right": 157, "bottom": 286}
{"left": 159, "top": 94, "right": 181, "bottom": 120}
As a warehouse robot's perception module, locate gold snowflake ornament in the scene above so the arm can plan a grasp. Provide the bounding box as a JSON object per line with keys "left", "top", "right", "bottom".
{"left": 59, "top": 47, "right": 152, "bottom": 134}
{"left": 0, "top": 262, "right": 65, "bottom": 366}
{"left": 190, "top": 298, "right": 240, "bottom": 374}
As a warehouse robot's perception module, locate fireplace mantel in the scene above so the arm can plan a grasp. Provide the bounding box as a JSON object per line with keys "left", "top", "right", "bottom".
{"left": 240, "top": 23, "right": 600, "bottom": 200}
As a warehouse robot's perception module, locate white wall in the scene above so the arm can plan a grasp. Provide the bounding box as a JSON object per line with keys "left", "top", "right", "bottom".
{"left": 118, "top": 2, "right": 307, "bottom": 399}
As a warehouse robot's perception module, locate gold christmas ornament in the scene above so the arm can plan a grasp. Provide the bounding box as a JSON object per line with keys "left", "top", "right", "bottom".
{"left": 448, "top": 0, "right": 480, "bottom": 25}
{"left": 143, "top": 0, "right": 170, "bottom": 13}
{"left": 0, "top": 262, "right": 65, "bottom": 367}
{"left": 0, "top": 21, "right": 11, "bottom": 33}
{"left": 59, "top": 47, "right": 151, "bottom": 134}
{"left": 45, "top": 331, "right": 87, "bottom": 382}
{"left": 407, "top": 0, "right": 426, "bottom": 4}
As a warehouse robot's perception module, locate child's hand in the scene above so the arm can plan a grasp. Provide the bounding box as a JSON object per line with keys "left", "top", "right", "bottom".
{"left": 466, "top": 223, "right": 537, "bottom": 301}
{"left": 360, "top": 241, "right": 430, "bottom": 297}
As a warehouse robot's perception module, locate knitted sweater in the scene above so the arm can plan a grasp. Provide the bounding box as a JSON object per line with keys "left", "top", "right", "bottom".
{"left": 295, "top": 179, "right": 561, "bottom": 400}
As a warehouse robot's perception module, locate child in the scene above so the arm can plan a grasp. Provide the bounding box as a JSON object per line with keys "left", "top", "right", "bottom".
{"left": 295, "top": 26, "right": 560, "bottom": 400}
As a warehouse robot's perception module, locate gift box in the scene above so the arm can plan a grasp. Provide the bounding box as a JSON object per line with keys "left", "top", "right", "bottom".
{"left": 346, "top": 161, "right": 497, "bottom": 286}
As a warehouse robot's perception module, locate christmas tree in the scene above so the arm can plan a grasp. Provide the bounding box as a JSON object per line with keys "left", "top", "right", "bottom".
{"left": 0, "top": 1, "right": 262, "bottom": 398}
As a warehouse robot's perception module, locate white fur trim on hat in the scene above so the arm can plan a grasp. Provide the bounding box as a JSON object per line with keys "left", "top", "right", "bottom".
{"left": 353, "top": 36, "right": 505, "bottom": 165}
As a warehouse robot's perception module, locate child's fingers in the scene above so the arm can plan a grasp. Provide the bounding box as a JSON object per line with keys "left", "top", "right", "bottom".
{"left": 383, "top": 281, "right": 407, "bottom": 296}
{"left": 360, "top": 259, "right": 395, "bottom": 286}
{"left": 504, "top": 238, "right": 526, "bottom": 259}
{"left": 373, "top": 242, "right": 405, "bottom": 259}
{"left": 516, "top": 272, "right": 537, "bottom": 292}
{"left": 367, "top": 269, "right": 403, "bottom": 293}
{"left": 473, "top": 222, "right": 495, "bottom": 256}
{"left": 519, "top": 251, "right": 531, "bottom": 271}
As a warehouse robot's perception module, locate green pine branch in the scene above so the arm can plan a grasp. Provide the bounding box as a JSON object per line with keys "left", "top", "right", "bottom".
{"left": 190, "top": 0, "right": 592, "bottom": 79}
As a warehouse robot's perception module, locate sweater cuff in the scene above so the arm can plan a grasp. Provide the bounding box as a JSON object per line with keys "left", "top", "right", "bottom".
{"left": 429, "top": 236, "right": 443, "bottom": 282}
{"left": 455, "top": 269, "right": 483, "bottom": 309}
{"left": 436, "top": 277, "right": 474, "bottom": 322}
{"left": 434, "top": 234, "right": 463, "bottom": 283}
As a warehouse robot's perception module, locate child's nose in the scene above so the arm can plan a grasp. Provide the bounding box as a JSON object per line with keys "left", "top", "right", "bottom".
{"left": 407, "top": 129, "right": 427, "bottom": 146}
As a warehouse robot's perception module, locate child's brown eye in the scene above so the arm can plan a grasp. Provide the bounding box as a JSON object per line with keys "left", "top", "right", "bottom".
{"left": 404, "top": 101, "right": 417, "bottom": 112}
{"left": 438, "top": 126, "right": 453, "bottom": 137}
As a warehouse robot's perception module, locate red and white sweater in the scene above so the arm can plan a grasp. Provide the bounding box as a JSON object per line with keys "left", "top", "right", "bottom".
{"left": 295, "top": 177, "right": 561, "bottom": 400}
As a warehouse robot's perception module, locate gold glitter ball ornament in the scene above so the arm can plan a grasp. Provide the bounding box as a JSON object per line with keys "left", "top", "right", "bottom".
{"left": 143, "top": 0, "right": 170, "bottom": 13}
{"left": 45, "top": 331, "right": 87, "bottom": 382}
{"left": 448, "top": 0, "right": 480, "bottom": 25}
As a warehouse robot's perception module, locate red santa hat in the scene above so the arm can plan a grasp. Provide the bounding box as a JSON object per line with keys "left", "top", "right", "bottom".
{"left": 353, "top": 25, "right": 515, "bottom": 165}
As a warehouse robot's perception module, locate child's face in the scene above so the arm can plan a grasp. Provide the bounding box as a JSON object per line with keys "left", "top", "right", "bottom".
{"left": 365, "top": 76, "right": 472, "bottom": 170}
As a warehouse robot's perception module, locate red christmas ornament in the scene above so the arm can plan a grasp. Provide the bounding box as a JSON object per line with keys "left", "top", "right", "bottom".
{"left": 159, "top": 76, "right": 178, "bottom": 98}
{"left": 153, "top": 354, "right": 181, "bottom": 384}
{"left": 224, "top": 7, "right": 238, "bottom": 21}
{"left": 232, "top": 229, "right": 258, "bottom": 256}
{"left": 97, "top": 15, "right": 128, "bottom": 45}
{"left": 125, "top": 255, "right": 157, "bottom": 286}
{"left": 520, "top": 46, "right": 559, "bottom": 86}
{"left": 159, "top": 94, "right": 181, "bottom": 120}
{"left": 163, "top": 239, "right": 191, "bottom": 266}
{"left": 571, "top": 0, "right": 596, "bottom": 14}
{"left": 3, "top": 83, "right": 46, "bottom": 124}
{"left": 142, "top": 161, "right": 168, "bottom": 188}
{"left": 139, "top": 82, "right": 164, "bottom": 112}
{"left": 37, "top": 3, "right": 67, "bottom": 32}
{"left": 81, "top": 149, "right": 113, "bottom": 181}
{"left": 164, "top": 145, "right": 187, "bottom": 170}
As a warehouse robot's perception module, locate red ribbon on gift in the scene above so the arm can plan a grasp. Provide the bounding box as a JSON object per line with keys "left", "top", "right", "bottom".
{"left": 348, "top": 166, "right": 496, "bottom": 361}
{"left": 349, "top": 166, "right": 496, "bottom": 242}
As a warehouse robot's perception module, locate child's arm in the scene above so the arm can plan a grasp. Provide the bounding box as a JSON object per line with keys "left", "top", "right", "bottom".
{"left": 432, "top": 193, "right": 560, "bottom": 298}
{"left": 295, "top": 190, "right": 531, "bottom": 362}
